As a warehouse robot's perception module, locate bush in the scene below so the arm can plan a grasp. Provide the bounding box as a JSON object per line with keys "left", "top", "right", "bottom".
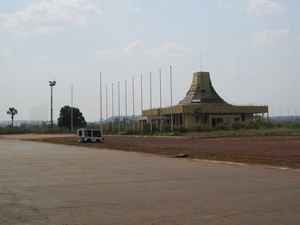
{"left": 232, "top": 122, "right": 243, "bottom": 130}
{"left": 230, "top": 120, "right": 276, "bottom": 130}
{"left": 102, "top": 119, "right": 300, "bottom": 136}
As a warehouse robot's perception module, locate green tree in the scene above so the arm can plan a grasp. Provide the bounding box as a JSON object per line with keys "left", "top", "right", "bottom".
{"left": 7, "top": 107, "right": 18, "bottom": 128}
{"left": 57, "top": 105, "right": 87, "bottom": 130}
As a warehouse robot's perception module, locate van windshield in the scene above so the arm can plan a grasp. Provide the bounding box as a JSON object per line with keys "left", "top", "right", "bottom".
{"left": 93, "top": 130, "right": 101, "bottom": 137}
{"left": 86, "top": 130, "right": 92, "bottom": 137}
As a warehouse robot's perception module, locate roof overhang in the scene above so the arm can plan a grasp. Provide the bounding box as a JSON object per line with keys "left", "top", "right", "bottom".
{"left": 143, "top": 103, "right": 268, "bottom": 117}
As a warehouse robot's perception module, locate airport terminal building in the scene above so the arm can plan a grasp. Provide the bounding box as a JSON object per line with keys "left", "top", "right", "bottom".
{"left": 142, "top": 72, "right": 269, "bottom": 129}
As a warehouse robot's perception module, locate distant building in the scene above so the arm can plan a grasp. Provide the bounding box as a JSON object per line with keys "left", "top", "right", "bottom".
{"left": 142, "top": 71, "right": 269, "bottom": 129}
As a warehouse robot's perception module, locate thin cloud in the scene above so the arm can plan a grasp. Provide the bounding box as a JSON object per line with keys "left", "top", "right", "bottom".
{"left": 124, "top": 40, "right": 145, "bottom": 54}
{"left": 254, "top": 29, "right": 289, "bottom": 47}
{"left": 96, "top": 49, "right": 118, "bottom": 59}
{"left": 247, "top": 0, "right": 285, "bottom": 17}
{"left": 218, "top": 0, "right": 233, "bottom": 10}
{"left": 0, "top": 0, "right": 101, "bottom": 34}
{"left": 96, "top": 41, "right": 190, "bottom": 60}
{"left": 148, "top": 41, "right": 191, "bottom": 57}
{"left": 96, "top": 40, "right": 145, "bottom": 60}
{"left": 131, "top": 6, "right": 142, "bottom": 14}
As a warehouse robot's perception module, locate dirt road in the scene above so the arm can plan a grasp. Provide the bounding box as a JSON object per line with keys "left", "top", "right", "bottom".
{"left": 0, "top": 139, "right": 300, "bottom": 225}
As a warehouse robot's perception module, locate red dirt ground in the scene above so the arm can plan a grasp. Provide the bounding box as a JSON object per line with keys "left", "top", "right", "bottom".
{"left": 22, "top": 135, "right": 300, "bottom": 169}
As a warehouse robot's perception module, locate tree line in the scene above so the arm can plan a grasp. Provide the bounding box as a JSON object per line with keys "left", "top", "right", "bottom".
{"left": 4, "top": 105, "right": 87, "bottom": 130}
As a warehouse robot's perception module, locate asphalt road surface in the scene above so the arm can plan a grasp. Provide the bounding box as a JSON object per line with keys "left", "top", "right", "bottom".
{"left": 0, "top": 139, "right": 300, "bottom": 225}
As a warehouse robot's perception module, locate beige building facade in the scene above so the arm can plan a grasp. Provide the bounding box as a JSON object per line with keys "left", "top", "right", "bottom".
{"left": 142, "top": 72, "right": 269, "bottom": 129}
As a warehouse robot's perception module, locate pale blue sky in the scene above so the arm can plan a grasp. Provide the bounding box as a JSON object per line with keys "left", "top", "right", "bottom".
{"left": 0, "top": 0, "right": 299, "bottom": 121}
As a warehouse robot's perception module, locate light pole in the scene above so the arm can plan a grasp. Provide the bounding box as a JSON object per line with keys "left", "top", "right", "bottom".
{"left": 49, "top": 80, "right": 56, "bottom": 128}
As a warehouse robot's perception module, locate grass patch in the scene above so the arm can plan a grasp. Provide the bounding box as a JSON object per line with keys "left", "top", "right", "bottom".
{"left": 0, "top": 127, "right": 70, "bottom": 135}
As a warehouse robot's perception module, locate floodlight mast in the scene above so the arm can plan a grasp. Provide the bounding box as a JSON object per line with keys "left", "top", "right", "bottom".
{"left": 49, "top": 81, "right": 56, "bottom": 128}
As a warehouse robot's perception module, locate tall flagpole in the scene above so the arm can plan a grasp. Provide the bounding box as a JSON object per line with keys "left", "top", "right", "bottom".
{"left": 132, "top": 76, "right": 135, "bottom": 132}
{"left": 159, "top": 68, "right": 163, "bottom": 133}
{"left": 170, "top": 65, "right": 174, "bottom": 132}
{"left": 132, "top": 77, "right": 135, "bottom": 116}
{"left": 105, "top": 85, "right": 108, "bottom": 120}
{"left": 140, "top": 74, "right": 143, "bottom": 113}
{"left": 150, "top": 72, "right": 152, "bottom": 109}
{"left": 149, "top": 72, "right": 153, "bottom": 133}
{"left": 111, "top": 83, "right": 114, "bottom": 133}
{"left": 105, "top": 84, "right": 108, "bottom": 132}
{"left": 140, "top": 74, "right": 143, "bottom": 133}
{"left": 118, "top": 81, "right": 121, "bottom": 134}
{"left": 125, "top": 80, "right": 128, "bottom": 131}
{"left": 70, "top": 84, "right": 74, "bottom": 132}
{"left": 99, "top": 72, "right": 103, "bottom": 133}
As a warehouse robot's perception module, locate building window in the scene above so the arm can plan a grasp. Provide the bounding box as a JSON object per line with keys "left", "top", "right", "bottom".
{"left": 235, "top": 118, "right": 240, "bottom": 122}
{"left": 195, "top": 115, "right": 200, "bottom": 123}
{"left": 217, "top": 118, "right": 223, "bottom": 124}
{"left": 241, "top": 114, "right": 245, "bottom": 121}
{"left": 212, "top": 117, "right": 224, "bottom": 128}
{"left": 86, "top": 130, "right": 92, "bottom": 137}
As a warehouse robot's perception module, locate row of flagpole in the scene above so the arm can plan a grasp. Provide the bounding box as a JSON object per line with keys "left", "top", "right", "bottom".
{"left": 99, "top": 65, "right": 174, "bottom": 134}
